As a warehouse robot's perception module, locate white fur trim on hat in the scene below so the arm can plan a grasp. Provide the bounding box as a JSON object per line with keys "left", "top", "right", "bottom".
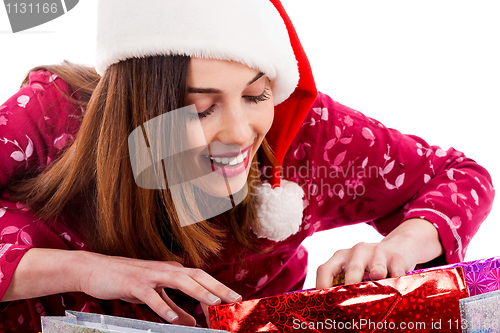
{"left": 95, "top": 0, "right": 299, "bottom": 105}
{"left": 253, "top": 179, "right": 305, "bottom": 241}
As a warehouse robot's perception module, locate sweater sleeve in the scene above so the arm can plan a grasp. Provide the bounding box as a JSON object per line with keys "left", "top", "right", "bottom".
{"left": 0, "top": 69, "right": 84, "bottom": 300}
{"left": 0, "top": 69, "right": 83, "bottom": 188}
{"left": 283, "top": 92, "right": 494, "bottom": 264}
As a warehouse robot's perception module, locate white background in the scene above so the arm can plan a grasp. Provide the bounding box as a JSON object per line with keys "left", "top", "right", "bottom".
{"left": 1, "top": 1, "right": 498, "bottom": 289}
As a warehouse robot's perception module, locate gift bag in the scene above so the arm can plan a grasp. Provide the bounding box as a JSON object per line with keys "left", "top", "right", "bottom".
{"left": 41, "top": 311, "right": 229, "bottom": 333}
{"left": 460, "top": 289, "right": 500, "bottom": 333}
{"left": 209, "top": 267, "right": 468, "bottom": 332}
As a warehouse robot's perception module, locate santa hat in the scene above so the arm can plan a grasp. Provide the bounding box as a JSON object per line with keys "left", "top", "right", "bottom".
{"left": 95, "top": 0, "right": 318, "bottom": 241}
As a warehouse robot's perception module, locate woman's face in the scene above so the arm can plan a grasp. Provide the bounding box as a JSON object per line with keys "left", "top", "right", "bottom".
{"left": 185, "top": 57, "right": 274, "bottom": 198}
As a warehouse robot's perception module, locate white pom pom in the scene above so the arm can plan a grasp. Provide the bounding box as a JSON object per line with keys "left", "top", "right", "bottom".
{"left": 253, "top": 179, "right": 305, "bottom": 241}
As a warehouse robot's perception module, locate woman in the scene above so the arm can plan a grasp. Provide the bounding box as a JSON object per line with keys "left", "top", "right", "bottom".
{"left": 0, "top": 0, "right": 494, "bottom": 331}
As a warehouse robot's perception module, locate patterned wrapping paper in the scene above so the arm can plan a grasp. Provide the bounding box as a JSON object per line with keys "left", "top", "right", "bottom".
{"left": 209, "top": 268, "right": 468, "bottom": 332}
{"left": 41, "top": 311, "right": 229, "bottom": 333}
{"left": 459, "top": 289, "right": 500, "bottom": 333}
{"left": 409, "top": 256, "right": 500, "bottom": 296}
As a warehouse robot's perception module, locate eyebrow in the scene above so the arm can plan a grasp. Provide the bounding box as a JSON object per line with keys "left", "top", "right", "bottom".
{"left": 188, "top": 72, "right": 265, "bottom": 94}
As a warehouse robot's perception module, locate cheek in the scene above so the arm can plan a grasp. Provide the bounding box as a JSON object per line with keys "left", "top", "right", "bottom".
{"left": 258, "top": 104, "right": 274, "bottom": 136}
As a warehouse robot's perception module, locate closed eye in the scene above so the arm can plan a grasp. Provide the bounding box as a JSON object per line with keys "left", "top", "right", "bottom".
{"left": 189, "top": 87, "right": 271, "bottom": 120}
{"left": 190, "top": 106, "right": 215, "bottom": 120}
{"left": 244, "top": 87, "right": 271, "bottom": 104}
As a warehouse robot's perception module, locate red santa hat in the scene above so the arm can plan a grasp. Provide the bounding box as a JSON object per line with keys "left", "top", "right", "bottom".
{"left": 95, "top": 0, "right": 318, "bottom": 241}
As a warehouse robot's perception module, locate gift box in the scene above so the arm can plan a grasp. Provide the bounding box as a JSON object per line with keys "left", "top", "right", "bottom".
{"left": 410, "top": 256, "right": 500, "bottom": 296}
{"left": 209, "top": 267, "right": 468, "bottom": 332}
{"left": 459, "top": 289, "right": 500, "bottom": 333}
{"left": 41, "top": 311, "right": 229, "bottom": 333}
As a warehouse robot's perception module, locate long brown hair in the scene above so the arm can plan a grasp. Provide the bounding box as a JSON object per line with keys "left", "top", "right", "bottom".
{"left": 7, "top": 58, "right": 277, "bottom": 267}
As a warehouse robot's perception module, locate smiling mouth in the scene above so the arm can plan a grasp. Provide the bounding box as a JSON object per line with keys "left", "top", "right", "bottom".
{"left": 204, "top": 150, "right": 249, "bottom": 166}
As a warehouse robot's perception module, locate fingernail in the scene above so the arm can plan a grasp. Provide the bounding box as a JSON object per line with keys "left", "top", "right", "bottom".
{"left": 229, "top": 291, "right": 242, "bottom": 302}
{"left": 208, "top": 293, "right": 221, "bottom": 305}
{"left": 166, "top": 311, "right": 179, "bottom": 322}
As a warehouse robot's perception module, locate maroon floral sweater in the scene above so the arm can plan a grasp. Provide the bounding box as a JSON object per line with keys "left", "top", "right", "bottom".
{"left": 0, "top": 70, "right": 494, "bottom": 331}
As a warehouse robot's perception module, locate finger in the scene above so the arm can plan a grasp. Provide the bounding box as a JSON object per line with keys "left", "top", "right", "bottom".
{"left": 344, "top": 262, "right": 367, "bottom": 285}
{"left": 387, "top": 254, "right": 407, "bottom": 278}
{"left": 112, "top": 258, "right": 240, "bottom": 304}
{"left": 184, "top": 268, "right": 242, "bottom": 304}
{"left": 368, "top": 250, "right": 389, "bottom": 281}
{"left": 201, "top": 303, "right": 210, "bottom": 327}
{"left": 343, "top": 243, "right": 372, "bottom": 285}
{"left": 316, "top": 250, "right": 347, "bottom": 289}
{"left": 131, "top": 285, "right": 180, "bottom": 323}
{"left": 159, "top": 289, "right": 196, "bottom": 326}
{"left": 162, "top": 270, "right": 239, "bottom": 307}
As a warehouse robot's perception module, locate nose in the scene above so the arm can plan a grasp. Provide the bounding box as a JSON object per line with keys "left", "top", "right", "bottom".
{"left": 217, "top": 103, "right": 253, "bottom": 147}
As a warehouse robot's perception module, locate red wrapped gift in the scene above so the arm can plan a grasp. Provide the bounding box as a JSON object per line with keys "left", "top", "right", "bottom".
{"left": 209, "top": 267, "right": 468, "bottom": 332}
{"left": 410, "top": 256, "right": 500, "bottom": 296}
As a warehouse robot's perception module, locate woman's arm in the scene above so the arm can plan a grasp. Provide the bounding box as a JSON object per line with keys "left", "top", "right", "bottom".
{"left": 0, "top": 70, "right": 242, "bottom": 326}
{"left": 283, "top": 92, "right": 494, "bottom": 287}
{"left": 2, "top": 248, "right": 81, "bottom": 302}
{"left": 316, "top": 218, "right": 443, "bottom": 287}
{"left": 2, "top": 248, "right": 242, "bottom": 325}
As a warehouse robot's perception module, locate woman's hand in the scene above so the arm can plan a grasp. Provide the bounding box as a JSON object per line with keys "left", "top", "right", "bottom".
{"left": 3, "top": 248, "right": 241, "bottom": 326}
{"left": 77, "top": 252, "right": 242, "bottom": 325}
{"left": 316, "top": 240, "right": 417, "bottom": 288}
{"left": 316, "top": 218, "right": 444, "bottom": 288}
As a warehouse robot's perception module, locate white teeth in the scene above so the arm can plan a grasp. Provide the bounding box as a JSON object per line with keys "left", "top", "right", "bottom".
{"left": 209, "top": 150, "right": 249, "bottom": 165}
